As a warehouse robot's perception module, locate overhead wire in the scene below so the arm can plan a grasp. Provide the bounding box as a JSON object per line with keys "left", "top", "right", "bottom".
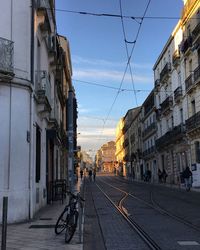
{"left": 119, "top": 0, "right": 138, "bottom": 106}
{"left": 54, "top": 8, "right": 200, "bottom": 20}
{"left": 73, "top": 78, "right": 174, "bottom": 93}
{"left": 96, "top": 0, "right": 152, "bottom": 150}
{"left": 103, "top": 0, "right": 152, "bottom": 125}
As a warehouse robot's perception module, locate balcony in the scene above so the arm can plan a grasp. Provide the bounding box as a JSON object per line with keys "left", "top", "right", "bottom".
{"left": 36, "top": 0, "right": 54, "bottom": 32}
{"left": 0, "top": 37, "right": 14, "bottom": 78}
{"left": 180, "top": 36, "right": 193, "bottom": 55}
{"left": 160, "top": 62, "right": 171, "bottom": 83}
{"left": 174, "top": 86, "right": 182, "bottom": 103}
{"left": 155, "top": 124, "right": 186, "bottom": 150}
{"left": 143, "top": 146, "right": 155, "bottom": 158}
{"left": 186, "top": 111, "right": 200, "bottom": 133}
{"left": 185, "top": 73, "right": 194, "bottom": 92}
{"left": 194, "top": 65, "right": 200, "bottom": 84}
{"left": 192, "top": 19, "right": 200, "bottom": 40}
{"left": 160, "top": 96, "right": 173, "bottom": 114}
{"left": 172, "top": 50, "right": 180, "bottom": 67}
{"left": 35, "top": 70, "right": 51, "bottom": 110}
{"left": 155, "top": 79, "right": 160, "bottom": 88}
{"left": 142, "top": 122, "right": 156, "bottom": 139}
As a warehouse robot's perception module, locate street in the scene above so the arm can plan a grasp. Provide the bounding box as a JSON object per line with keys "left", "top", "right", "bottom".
{"left": 83, "top": 173, "right": 200, "bottom": 250}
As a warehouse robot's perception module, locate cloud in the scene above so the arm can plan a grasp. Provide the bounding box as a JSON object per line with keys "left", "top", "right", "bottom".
{"left": 72, "top": 55, "right": 152, "bottom": 70}
{"left": 73, "top": 68, "right": 152, "bottom": 83}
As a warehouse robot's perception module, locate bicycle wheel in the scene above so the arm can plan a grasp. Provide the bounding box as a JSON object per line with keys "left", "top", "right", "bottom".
{"left": 65, "top": 210, "right": 79, "bottom": 243}
{"left": 55, "top": 207, "right": 69, "bottom": 235}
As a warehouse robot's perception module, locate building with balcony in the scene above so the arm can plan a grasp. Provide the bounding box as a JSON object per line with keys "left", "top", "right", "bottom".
{"left": 141, "top": 91, "right": 157, "bottom": 182}
{"left": 100, "top": 141, "right": 116, "bottom": 172}
{"left": 122, "top": 108, "right": 140, "bottom": 178}
{"left": 0, "top": 1, "right": 76, "bottom": 223}
{"left": 115, "top": 118, "right": 125, "bottom": 176}
{"left": 152, "top": 0, "right": 200, "bottom": 185}
{"left": 181, "top": 0, "right": 200, "bottom": 183}
{"left": 128, "top": 107, "right": 142, "bottom": 180}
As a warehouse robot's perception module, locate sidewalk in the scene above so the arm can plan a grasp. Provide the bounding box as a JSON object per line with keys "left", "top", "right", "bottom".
{"left": 0, "top": 180, "right": 84, "bottom": 250}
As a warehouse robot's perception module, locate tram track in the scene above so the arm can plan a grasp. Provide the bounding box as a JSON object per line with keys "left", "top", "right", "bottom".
{"left": 99, "top": 176, "right": 200, "bottom": 233}
{"left": 95, "top": 182, "right": 161, "bottom": 250}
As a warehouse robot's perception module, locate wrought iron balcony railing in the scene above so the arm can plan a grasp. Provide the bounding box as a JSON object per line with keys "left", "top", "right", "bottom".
{"left": 36, "top": 0, "right": 55, "bottom": 31}
{"left": 142, "top": 122, "right": 156, "bottom": 138}
{"left": 143, "top": 146, "right": 155, "bottom": 158}
{"left": 160, "top": 96, "right": 173, "bottom": 114}
{"left": 0, "top": 37, "right": 14, "bottom": 76}
{"left": 35, "top": 70, "right": 51, "bottom": 106}
{"left": 174, "top": 86, "right": 182, "bottom": 103}
{"left": 194, "top": 65, "right": 200, "bottom": 83}
{"left": 155, "top": 79, "right": 160, "bottom": 88}
{"left": 180, "top": 36, "right": 193, "bottom": 55}
{"left": 172, "top": 50, "right": 180, "bottom": 67}
{"left": 156, "top": 124, "right": 186, "bottom": 149}
{"left": 186, "top": 111, "right": 200, "bottom": 133}
{"left": 160, "top": 62, "right": 171, "bottom": 82}
{"left": 192, "top": 18, "right": 200, "bottom": 39}
{"left": 185, "top": 73, "right": 194, "bottom": 91}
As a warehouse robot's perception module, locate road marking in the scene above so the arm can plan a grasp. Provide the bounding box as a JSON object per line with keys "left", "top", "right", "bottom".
{"left": 177, "top": 241, "right": 200, "bottom": 246}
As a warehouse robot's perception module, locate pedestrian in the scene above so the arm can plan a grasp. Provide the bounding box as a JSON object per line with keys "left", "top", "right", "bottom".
{"left": 182, "top": 166, "right": 192, "bottom": 191}
{"left": 80, "top": 169, "right": 83, "bottom": 180}
{"left": 88, "top": 169, "right": 92, "bottom": 182}
{"left": 93, "top": 168, "right": 96, "bottom": 182}
{"left": 158, "top": 169, "right": 162, "bottom": 183}
{"left": 162, "top": 169, "right": 168, "bottom": 183}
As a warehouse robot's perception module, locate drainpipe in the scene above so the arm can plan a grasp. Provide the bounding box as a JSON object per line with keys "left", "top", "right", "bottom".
{"left": 30, "top": 0, "right": 34, "bottom": 83}
{"left": 28, "top": 0, "right": 35, "bottom": 219}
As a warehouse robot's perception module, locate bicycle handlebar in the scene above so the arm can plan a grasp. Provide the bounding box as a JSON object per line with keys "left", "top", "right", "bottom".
{"left": 67, "top": 190, "right": 85, "bottom": 202}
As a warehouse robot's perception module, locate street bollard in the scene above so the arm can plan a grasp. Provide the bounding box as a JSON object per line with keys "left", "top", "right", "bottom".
{"left": 1, "top": 196, "right": 8, "bottom": 250}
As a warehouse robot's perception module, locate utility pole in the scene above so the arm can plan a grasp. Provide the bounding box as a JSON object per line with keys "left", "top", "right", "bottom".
{"left": 67, "top": 90, "right": 74, "bottom": 192}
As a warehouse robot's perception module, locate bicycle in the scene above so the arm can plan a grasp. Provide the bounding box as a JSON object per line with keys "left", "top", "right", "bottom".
{"left": 55, "top": 191, "right": 84, "bottom": 243}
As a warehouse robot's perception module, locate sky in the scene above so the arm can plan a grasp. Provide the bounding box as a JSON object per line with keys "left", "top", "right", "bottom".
{"left": 55, "top": 0, "right": 184, "bottom": 158}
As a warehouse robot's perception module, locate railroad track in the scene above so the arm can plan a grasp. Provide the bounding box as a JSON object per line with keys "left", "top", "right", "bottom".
{"left": 99, "top": 176, "right": 200, "bottom": 233}
{"left": 95, "top": 181, "right": 161, "bottom": 250}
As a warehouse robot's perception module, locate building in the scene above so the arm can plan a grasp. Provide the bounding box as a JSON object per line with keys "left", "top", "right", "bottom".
{"left": 115, "top": 118, "right": 125, "bottom": 175}
{"left": 182, "top": 0, "right": 200, "bottom": 187}
{"left": 101, "top": 141, "right": 116, "bottom": 172}
{"left": 123, "top": 107, "right": 142, "bottom": 179}
{"left": 0, "top": 0, "right": 76, "bottom": 223}
{"left": 142, "top": 91, "right": 157, "bottom": 182}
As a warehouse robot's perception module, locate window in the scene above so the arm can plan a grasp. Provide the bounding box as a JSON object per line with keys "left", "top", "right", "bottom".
{"left": 191, "top": 100, "right": 196, "bottom": 115}
{"left": 36, "top": 125, "right": 41, "bottom": 183}
{"left": 168, "top": 50, "right": 171, "bottom": 63}
{"left": 195, "top": 141, "right": 200, "bottom": 163}
{"left": 171, "top": 115, "right": 174, "bottom": 128}
{"left": 189, "top": 59, "right": 192, "bottom": 74}
{"left": 180, "top": 108, "right": 183, "bottom": 124}
{"left": 178, "top": 71, "right": 181, "bottom": 86}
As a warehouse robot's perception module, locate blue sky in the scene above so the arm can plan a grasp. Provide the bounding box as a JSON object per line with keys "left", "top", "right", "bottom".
{"left": 56, "top": 0, "right": 184, "bottom": 157}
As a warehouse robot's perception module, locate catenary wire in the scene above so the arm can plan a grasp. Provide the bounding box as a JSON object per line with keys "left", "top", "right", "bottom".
{"left": 96, "top": 0, "right": 152, "bottom": 149}
{"left": 54, "top": 8, "right": 200, "bottom": 20}
{"left": 119, "top": 0, "right": 138, "bottom": 106}
{"left": 73, "top": 78, "right": 174, "bottom": 93}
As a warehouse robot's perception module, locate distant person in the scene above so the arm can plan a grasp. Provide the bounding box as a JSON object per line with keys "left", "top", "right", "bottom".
{"left": 80, "top": 169, "right": 83, "bottom": 180}
{"left": 93, "top": 169, "right": 96, "bottom": 182}
{"left": 158, "top": 169, "right": 162, "bottom": 183}
{"left": 162, "top": 169, "right": 168, "bottom": 183}
{"left": 182, "top": 166, "right": 192, "bottom": 191}
{"left": 88, "top": 169, "right": 92, "bottom": 182}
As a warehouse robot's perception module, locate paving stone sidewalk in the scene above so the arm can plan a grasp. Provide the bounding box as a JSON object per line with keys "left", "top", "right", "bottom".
{"left": 0, "top": 180, "right": 84, "bottom": 250}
